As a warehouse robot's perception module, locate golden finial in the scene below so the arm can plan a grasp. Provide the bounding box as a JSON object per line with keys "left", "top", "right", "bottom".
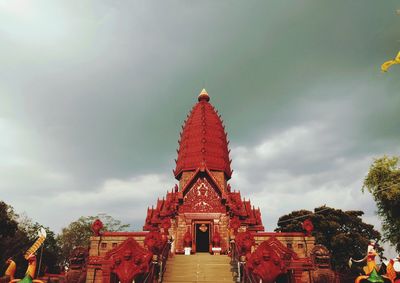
{"left": 198, "top": 88, "right": 210, "bottom": 102}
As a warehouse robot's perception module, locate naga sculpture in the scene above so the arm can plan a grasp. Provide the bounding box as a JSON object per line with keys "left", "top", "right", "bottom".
{"left": 2, "top": 228, "right": 46, "bottom": 283}
{"left": 104, "top": 238, "right": 152, "bottom": 283}
{"left": 246, "top": 242, "right": 286, "bottom": 283}
{"left": 235, "top": 231, "right": 255, "bottom": 257}
{"left": 229, "top": 217, "right": 241, "bottom": 236}
{"left": 3, "top": 255, "right": 44, "bottom": 283}
{"left": 144, "top": 231, "right": 165, "bottom": 255}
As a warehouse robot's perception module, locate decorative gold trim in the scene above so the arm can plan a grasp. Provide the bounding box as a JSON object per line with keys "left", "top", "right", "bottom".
{"left": 199, "top": 223, "right": 208, "bottom": 232}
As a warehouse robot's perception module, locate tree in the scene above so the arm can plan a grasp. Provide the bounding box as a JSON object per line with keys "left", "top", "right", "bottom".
{"left": 18, "top": 216, "right": 62, "bottom": 275}
{"left": 57, "top": 213, "right": 129, "bottom": 263}
{"left": 0, "top": 201, "right": 61, "bottom": 277}
{"left": 275, "top": 206, "right": 382, "bottom": 272}
{"left": 363, "top": 156, "right": 400, "bottom": 252}
{"left": 0, "top": 201, "right": 28, "bottom": 276}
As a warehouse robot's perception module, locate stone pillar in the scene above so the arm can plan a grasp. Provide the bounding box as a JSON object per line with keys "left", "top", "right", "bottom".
{"left": 101, "top": 266, "right": 111, "bottom": 283}
{"left": 85, "top": 268, "right": 94, "bottom": 283}
{"left": 304, "top": 236, "right": 315, "bottom": 257}
{"left": 293, "top": 271, "right": 304, "bottom": 283}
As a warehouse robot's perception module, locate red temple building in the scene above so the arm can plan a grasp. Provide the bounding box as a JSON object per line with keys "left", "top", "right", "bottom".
{"left": 85, "top": 90, "right": 334, "bottom": 283}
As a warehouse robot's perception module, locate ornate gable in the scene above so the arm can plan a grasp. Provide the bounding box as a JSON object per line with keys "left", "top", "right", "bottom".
{"left": 179, "top": 177, "right": 226, "bottom": 213}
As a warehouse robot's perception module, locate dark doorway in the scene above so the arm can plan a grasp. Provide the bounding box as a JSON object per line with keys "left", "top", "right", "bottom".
{"left": 110, "top": 273, "right": 118, "bottom": 283}
{"left": 195, "top": 223, "right": 210, "bottom": 252}
{"left": 276, "top": 273, "right": 289, "bottom": 283}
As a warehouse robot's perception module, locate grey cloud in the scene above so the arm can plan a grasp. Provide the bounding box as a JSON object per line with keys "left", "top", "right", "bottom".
{"left": 0, "top": 1, "right": 400, "bottom": 260}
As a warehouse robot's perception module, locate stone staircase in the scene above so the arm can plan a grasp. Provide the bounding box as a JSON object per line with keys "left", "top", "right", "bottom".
{"left": 162, "top": 253, "right": 235, "bottom": 283}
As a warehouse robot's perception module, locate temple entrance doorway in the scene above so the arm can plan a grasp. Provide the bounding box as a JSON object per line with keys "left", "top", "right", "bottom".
{"left": 195, "top": 223, "right": 210, "bottom": 252}
{"left": 275, "top": 273, "right": 289, "bottom": 283}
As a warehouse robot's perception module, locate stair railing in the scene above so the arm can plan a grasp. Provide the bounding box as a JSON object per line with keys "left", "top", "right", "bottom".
{"left": 143, "top": 238, "right": 173, "bottom": 283}
{"left": 157, "top": 238, "right": 173, "bottom": 282}
{"left": 230, "top": 240, "right": 259, "bottom": 283}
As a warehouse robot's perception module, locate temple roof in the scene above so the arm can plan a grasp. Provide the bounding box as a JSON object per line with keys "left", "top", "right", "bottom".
{"left": 174, "top": 89, "right": 232, "bottom": 179}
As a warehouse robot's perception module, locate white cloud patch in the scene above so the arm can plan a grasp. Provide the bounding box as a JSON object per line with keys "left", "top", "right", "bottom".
{"left": 230, "top": 122, "right": 382, "bottom": 230}
{"left": 5, "top": 173, "right": 175, "bottom": 232}
{"left": 229, "top": 122, "right": 399, "bottom": 258}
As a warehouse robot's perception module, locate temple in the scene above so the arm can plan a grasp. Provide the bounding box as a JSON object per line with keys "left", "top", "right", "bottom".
{"left": 84, "top": 90, "right": 331, "bottom": 283}
{"left": 143, "top": 88, "right": 264, "bottom": 253}
{"left": 2, "top": 90, "right": 398, "bottom": 283}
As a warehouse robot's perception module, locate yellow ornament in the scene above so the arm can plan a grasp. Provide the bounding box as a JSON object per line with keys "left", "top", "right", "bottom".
{"left": 381, "top": 51, "right": 400, "bottom": 72}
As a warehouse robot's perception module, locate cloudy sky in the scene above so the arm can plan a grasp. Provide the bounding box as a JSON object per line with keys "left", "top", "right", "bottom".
{"left": 1, "top": 1, "right": 399, "bottom": 257}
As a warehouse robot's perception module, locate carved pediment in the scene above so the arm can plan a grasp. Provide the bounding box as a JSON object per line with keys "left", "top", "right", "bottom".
{"left": 180, "top": 177, "right": 225, "bottom": 213}
{"left": 247, "top": 241, "right": 286, "bottom": 283}
{"left": 105, "top": 237, "right": 152, "bottom": 283}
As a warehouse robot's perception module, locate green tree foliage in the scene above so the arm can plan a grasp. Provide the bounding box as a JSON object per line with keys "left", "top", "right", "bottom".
{"left": 275, "top": 206, "right": 382, "bottom": 272}
{"left": 0, "top": 201, "right": 61, "bottom": 277}
{"left": 363, "top": 156, "right": 400, "bottom": 253}
{"left": 0, "top": 201, "right": 27, "bottom": 276}
{"left": 18, "top": 216, "right": 62, "bottom": 275}
{"left": 57, "top": 213, "right": 129, "bottom": 263}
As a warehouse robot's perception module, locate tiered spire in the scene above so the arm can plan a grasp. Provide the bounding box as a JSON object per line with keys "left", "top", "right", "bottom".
{"left": 174, "top": 89, "right": 232, "bottom": 179}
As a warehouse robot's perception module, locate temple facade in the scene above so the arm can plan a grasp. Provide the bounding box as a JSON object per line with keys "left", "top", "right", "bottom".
{"left": 86, "top": 89, "right": 325, "bottom": 283}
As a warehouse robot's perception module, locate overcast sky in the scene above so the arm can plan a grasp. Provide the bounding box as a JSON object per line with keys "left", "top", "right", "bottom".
{"left": 1, "top": 1, "right": 399, "bottom": 257}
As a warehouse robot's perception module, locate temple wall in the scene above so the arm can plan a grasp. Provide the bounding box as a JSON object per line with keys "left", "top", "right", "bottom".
{"left": 174, "top": 214, "right": 188, "bottom": 253}
{"left": 253, "top": 233, "right": 315, "bottom": 258}
{"left": 253, "top": 232, "right": 315, "bottom": 283}
{"left": 86, "top": 232, "right": 148, "bottom": 283}
{"left": 86, "top": 269, "right": 101, "bottom": 283}
{"left": 88, "top": 233, "right": 147, "bottom": 257}
{"left": 216, "top": 213, "right": 229, "bottom": 251}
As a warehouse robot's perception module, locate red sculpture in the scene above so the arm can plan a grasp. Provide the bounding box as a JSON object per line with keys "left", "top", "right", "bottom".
{"left": 104, "top": 238, "right": 152, "bottom": 283}
{"left": 230, "top": 217, "right": 241, "bottom": 235}
{"left": 235, "top": 231, "right": 255, "bottom": 257}
{"left": 91, "top": 219, "right": 104, "bottom": 236}
{"left": 247, "top": 241, "right": 286, "bottom": 283}
{"left": 160, "top": 218, "right": 171, "bottom": 234}
{"left": 228, "top": 192, "right": 245, "bottom": 216}
{"left": 144, "top": 231, "right": 165, "bottom": 255}
{"left": 160, "top": 189, "right": 179, "bottom": 218}
{"left": 143, "top": 207, "right": 155, "bottom": 231}
{"left": 212, "top": 229, "right": 222, "bottom": 247}
{"left": 302, "top": 219, "right": 314, "bottom": 236}
{"left": 183, "top": 229, "right": 192, "bottom": 248}
{"left": 246, "top": 237, "right": 314, "bottom": 282}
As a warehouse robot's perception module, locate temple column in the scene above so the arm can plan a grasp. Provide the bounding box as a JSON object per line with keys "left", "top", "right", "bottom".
{"left": 292, "top": 270, "right": 304, "bottom": 283}
{"left": 101, "top": 266, "right": 111, "bottom": 283}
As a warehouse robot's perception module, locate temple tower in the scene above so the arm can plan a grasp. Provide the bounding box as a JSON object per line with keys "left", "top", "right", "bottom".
{"left": 173, "top": 88, "right": 232, "bottom": 253}
{"left": 143, "top": 89, "right": 264, "bottom": 254}
{"left": 174, "top": 88, "right": 232, "bottom": 191}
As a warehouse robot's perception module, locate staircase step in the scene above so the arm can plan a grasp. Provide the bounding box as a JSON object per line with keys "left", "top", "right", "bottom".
{"left": 163, "top": 255, "right": 235, "bottom": 283}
